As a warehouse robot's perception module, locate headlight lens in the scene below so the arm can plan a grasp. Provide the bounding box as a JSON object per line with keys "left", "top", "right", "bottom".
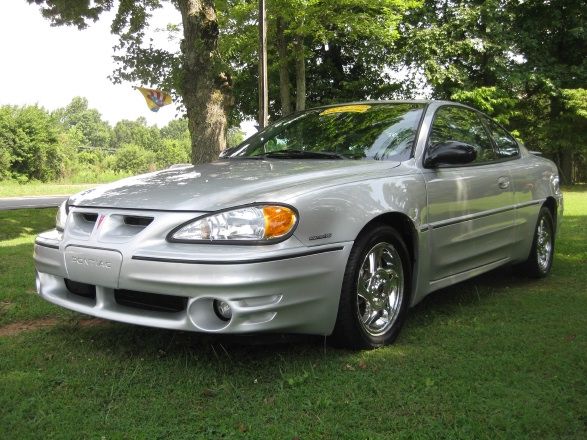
{"left": 55, "top": 201, "right": 69, "bottom": 231}
{"left": 169, "top": 204, "right": 298, "bottom": 243}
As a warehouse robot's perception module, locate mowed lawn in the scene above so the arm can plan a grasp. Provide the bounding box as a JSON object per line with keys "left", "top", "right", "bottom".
{"left": 0, "top": 189, "right": 586, "bottom": 439}
{"left": 0, "top": 182, "right": 99, "bottom": 198}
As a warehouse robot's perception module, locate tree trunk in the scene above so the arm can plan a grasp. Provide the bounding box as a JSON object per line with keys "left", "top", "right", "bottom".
{"left": 276, "top": 16, "right": 292, "bottom": 116}
{"left": 550, "top": 94, "right": 574, "bottom": 184}
{"left": 560, "top": 150, "right": 574, "bottom": 185}
{"left": 295, "top": 37, "right": 306, "bottom": 111}
{"left": 177, "top": 0, "right": 231, "bottom": 164}
{"left": 258, "top": 0, "right": 268, "bottom": 127}
{"left": 326, "top": 42, "right": 344, "bottom": 91}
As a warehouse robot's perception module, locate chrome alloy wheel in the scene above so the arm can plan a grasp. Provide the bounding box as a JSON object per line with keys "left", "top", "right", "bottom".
{"left": 536, "top": 216, "right": 553, "bottom": 272}
{"left": 356, "top": 242, "right": 404, "bottom": 336}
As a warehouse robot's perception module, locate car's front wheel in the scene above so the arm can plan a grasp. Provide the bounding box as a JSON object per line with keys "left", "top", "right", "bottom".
{"left": 330, "top": 224, "right": 410, "bottom": 349}
{"left": 521, "top": 206, "right": 555, "bottom": 278}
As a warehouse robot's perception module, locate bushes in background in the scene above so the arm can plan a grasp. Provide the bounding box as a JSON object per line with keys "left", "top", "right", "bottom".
{"left": 113, "top": 144, "right": 156, "bottom": 174}
{"left": 0, "top": 105, "right": 70, "bottom": 182}
{"left": 0, "top": 97, "right": 242, "bottom": 183}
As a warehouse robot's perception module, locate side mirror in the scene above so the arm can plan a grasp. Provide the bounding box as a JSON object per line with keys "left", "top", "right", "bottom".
{"left": 424, "top": 141, "right": 477, "bottom": 168}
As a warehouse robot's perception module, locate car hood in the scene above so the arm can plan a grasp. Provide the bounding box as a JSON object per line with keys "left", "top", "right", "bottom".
{"left": 69, "top": 159, "right": 404, "bottom": 211}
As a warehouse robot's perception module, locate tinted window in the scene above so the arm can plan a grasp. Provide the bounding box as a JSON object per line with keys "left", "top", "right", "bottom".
{"left": 485, "top": 118, "right": 520, "bottom": 158}
{"left": 227, "top": 103, "right": 424, "bottom": 161}
{"left": 429, "top": 106, "right": 496, "bottom": 163}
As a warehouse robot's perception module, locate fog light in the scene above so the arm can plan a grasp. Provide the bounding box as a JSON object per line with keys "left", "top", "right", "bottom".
{"left": 213, "top": 299, "right": 232, "bottom": 321}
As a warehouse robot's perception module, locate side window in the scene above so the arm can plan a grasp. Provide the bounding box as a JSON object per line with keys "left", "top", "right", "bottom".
{"left": 485, "top": 118, "right": 520, "bottom": 158}
{"left": 429, "top": 106, "right": 497, "bottom": 163}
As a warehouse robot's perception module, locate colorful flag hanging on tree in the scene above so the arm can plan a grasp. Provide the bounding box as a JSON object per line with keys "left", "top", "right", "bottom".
{"left": 136, "top": 87, "right": 172, "bottom": 112}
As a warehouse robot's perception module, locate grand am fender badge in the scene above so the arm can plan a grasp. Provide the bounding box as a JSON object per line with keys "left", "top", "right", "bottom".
{"left": 309, "top": 233, "right": 332, "bottom": 241}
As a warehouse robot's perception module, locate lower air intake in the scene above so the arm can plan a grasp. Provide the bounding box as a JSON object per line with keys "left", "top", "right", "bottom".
{"left": 64, "top": 279, "right": 97, "bottom": 300}
{"left": 114, "top": 289, "right": 188, "bottom": 313}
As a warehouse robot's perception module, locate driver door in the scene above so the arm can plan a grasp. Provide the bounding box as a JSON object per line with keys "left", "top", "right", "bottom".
{"left": 423, "top": 106, "right": 515, "bottom": 281}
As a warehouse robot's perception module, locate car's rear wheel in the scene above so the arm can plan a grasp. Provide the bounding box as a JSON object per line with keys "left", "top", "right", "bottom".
{"left": 521, "top": 206, "right": 555, "bottom": 278}
{"left": 330, "top": 224, "right": 410, "bottom": 349}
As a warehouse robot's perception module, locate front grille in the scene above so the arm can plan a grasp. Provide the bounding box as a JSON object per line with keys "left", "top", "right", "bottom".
{"left": 123, "top": 216, "right": 153, "bottom": 227}
{"left": 64, "top": 279, "right": 97, "bottom": 300}
{"left": 82, "top": 213, "right": 98, "bottom": 222}
{"left": 114, "top": 289, "right": 188, "bottom": 313}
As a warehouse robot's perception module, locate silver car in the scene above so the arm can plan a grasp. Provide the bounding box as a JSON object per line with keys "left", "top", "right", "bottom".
{"left": 34, "top": 101, "right": 563, "bottom": 349}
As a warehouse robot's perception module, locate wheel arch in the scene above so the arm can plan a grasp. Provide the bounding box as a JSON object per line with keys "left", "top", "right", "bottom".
{"left": 355, "top": 211, "right": 418, "bottom": 274}
{"left": 543, "top": 196, "right": 557, "bottom": 231}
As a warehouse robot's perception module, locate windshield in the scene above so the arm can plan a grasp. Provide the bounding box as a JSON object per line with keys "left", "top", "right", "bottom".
{"left": 227, "top": 103, "right": 425, "bottom": 161}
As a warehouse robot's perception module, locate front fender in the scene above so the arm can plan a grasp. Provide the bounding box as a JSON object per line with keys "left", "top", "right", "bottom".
{"left": 287, "top": 172, "right": 426, "bottom": 247}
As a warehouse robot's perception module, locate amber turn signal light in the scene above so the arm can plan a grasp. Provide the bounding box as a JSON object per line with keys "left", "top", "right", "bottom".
{"left": 263, "top": 206, "right": 297, "bottom": 238}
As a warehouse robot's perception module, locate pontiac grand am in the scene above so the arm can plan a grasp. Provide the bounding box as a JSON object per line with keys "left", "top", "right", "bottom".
{"left": 34, "top": 101, "right": 562, "bottom": 348}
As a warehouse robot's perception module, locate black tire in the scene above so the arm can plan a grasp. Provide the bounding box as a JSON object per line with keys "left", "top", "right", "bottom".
{"left": 329, "top": 224, "right": 411, "bottom": 349}
{"left": 520, "top": 206, "right": 555, "bottom": 278}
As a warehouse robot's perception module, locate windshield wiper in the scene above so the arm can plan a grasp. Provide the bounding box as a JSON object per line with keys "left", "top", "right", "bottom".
{"left": 225, "top": 155, "right": 266, "bottom": 160}
{"left": 254, "top": 149, "right": 346, "bottom": 160}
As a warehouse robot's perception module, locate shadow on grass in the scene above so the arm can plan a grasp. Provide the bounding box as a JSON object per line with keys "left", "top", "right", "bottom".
{"left": 40, "top": 264, "right": 541, "bottom": 367}
{"left": 0, "top": 208, "right": 55, "bottom": 242}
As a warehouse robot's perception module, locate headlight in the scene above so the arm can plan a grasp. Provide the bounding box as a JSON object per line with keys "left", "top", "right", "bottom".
{"left": 55, "top": 200, "right": 69, "bottom": 232}
{"left": 168, "top": 204, "right": 298, "bottom": 243}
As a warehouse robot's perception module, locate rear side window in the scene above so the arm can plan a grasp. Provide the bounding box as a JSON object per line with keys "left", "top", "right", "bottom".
{"left": 485, "top": 119, "right": 520, "bottom": 158}
{"left": 429, "top": 106, "right": 497, "bottom": 163}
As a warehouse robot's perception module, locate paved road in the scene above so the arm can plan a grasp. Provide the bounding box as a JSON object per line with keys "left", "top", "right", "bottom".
{"left": 0, "top": 195, "right": 68, "bottom": 210}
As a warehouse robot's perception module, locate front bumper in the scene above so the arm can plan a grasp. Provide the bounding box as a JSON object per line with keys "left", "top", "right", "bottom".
{"left": 34, "top": 229, "right": 352, "bottom": 336}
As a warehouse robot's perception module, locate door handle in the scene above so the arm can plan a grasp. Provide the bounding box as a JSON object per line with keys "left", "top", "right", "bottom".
{"left": 497, "top": 176, "right": 510, "bottom": 189}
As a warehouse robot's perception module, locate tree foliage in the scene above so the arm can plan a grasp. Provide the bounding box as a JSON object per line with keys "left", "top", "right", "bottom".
{"left": 22, "top": 0, "right": 587, "bottom": 182}
{"left": 111, "top": 117, "right": 162, "bottom": 151}
{"left": 0, "top": 105, "right": 67, "bottom": 181}
{"left": 221, "top": 0, "right": 419, "bottom": 121}
{"left": 52, "top": 96, "right": 112, "bottom": 149}
{"left": 28, "top": 0, "right": 421, "bottom": 155}
{"left": 113, "top": 144, "right": 157, "bottom": 174}
{"left": 160, "top": 118, "right": 190, "bottom": 142}
{"left": 404, "top": 0, "right": 587, "bottom": 183}
{"left": 0, "top": 99, "right": 196, "bottom": 181}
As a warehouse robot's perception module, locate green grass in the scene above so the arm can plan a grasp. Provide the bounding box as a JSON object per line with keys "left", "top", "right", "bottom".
{"left": 0, "top": 182, "right": 99, "bottom": 197}
{"left": 0, "top": 172, "right": 132, "bottom": 197}
{"left": 0, "top": 209, "right": 73, "bottom": 326}
{"left": 1, "top": 190, "right": 586, "bottom": 439}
